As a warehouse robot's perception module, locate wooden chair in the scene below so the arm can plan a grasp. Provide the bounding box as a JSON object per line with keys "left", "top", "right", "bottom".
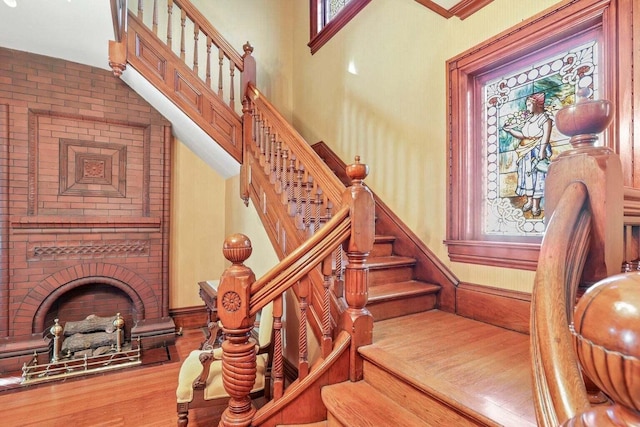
{"left": 176, "top": 302, "right": 274, "bottom": 427}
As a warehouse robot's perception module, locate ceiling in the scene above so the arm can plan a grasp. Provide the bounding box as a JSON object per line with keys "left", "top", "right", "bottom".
{"left": 0, "top": 0, "right": 240, "bottom": 178}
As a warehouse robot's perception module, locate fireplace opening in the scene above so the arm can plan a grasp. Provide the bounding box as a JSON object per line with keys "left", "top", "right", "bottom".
{"left": 21, "top": 283, "right": 143, "bottom": 385}
{"left": 43, "top": 283, "right": 137, "bottom": 343}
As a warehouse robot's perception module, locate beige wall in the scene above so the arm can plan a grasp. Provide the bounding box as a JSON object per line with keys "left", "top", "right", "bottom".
{"left": 170, "top": 140, "right": 228, "bottom": 308}
{"left": 289, "top": 0, "right": 562, "bottom": 293}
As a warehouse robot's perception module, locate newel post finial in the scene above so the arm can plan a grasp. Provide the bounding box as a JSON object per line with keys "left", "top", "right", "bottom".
{"left": 218, "top": 233, "right": 257, "bottom": 427}
{"left": 340, "top": 155, "right": 374, "bottom": 381}
{"left": 241, "top": 41, "right": 256, "bottom": 95}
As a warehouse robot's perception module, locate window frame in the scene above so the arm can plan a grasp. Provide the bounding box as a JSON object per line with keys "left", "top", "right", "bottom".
{"left": 444, "top": 0, "right": 620, "bottom": 271}
{"left": 308, "top": 0, "right": 372, "bottom": 55}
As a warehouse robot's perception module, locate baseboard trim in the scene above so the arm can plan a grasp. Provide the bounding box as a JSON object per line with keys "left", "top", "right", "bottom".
{"left": 170, "top": 305, "right": 208, "bottom": 331}
{"left": 456, "top": 283, "right": 531, "bottom": 334}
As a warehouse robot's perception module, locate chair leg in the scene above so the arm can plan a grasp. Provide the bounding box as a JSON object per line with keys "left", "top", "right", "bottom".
{"left": 177, "top": 403, "right": 190, "bottom": 427}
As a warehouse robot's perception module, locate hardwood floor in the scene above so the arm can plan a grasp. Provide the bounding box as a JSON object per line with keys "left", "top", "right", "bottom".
{"left": 0, "top": 329, "right": 223, "bottom": 427}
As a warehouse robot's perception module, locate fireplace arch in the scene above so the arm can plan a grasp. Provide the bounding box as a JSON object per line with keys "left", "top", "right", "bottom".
{"left": 12, "top": 263, "right": 159, "bottom": 335}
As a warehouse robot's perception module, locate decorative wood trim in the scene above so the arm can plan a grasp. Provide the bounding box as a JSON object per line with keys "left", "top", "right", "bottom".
{"left": 414, "top": 0, "right": 494, "bottom": 20}
{"left": 456, "top": 283, "right": 531, "bottom": 334}
{"left": 127, "top": 12, "right": 242, "bottom": 162}
{"left": 308, "top": 0, "right": 372, "bottom": 55}
{"left": 12, "top": 216, "right": 161, "bottom": 229}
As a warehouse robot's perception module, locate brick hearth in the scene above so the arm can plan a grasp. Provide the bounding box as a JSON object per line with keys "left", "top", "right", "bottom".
{"left": 0, "top": 47, "right": 174, "bottom": 373}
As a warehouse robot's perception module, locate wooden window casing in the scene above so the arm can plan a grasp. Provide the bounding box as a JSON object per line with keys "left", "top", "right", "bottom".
{"left": 445, "top": 0, "right": 633, "bottom": 271}
{"left": 309, "top": 0, "right": 371, "bottom": 55}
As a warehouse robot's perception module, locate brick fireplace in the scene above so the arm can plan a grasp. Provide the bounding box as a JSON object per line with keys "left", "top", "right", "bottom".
{"left": 0, "top": 47, "right": 175, "bottom": 373}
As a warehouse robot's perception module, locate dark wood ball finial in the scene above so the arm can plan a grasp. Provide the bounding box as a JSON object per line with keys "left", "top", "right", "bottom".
{"left": 222, "top": 233, "right": 252, "bottom": 264}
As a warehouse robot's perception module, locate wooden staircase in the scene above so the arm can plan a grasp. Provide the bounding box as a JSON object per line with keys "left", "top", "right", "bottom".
{"left": 312, "top": 142, "right": 535, "bottom": 426}
{"left": 367, "top": 236, "right": 441, "bottom": 321}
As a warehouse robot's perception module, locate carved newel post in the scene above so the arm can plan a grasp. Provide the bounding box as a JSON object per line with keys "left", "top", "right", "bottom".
{"left": 547, "top": 90, "right": 623, "bottom": 283}
{"left": 564, "top": 273, "right": 640, "bottom": 426}
{"left": 340, "top": 156, "right": 375, "bottom": 381}
{"left": 217, "top": 234, "right": 257, "bottom": 427}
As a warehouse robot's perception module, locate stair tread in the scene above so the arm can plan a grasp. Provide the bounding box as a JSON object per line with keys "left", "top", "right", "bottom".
{"left": 360, "top": 310, "right": 536, "bottom": 427}
{"left": 369, "top": 280, "right": 440, "bottom": 301}
{"left": 374, "top": 235, "right": 396, "bottom": 243}
{"left": 365, "top": 255, "right": 416, "bottom": 269}
{"left": 322, "top": 380, "right": 434, "bottom": 426}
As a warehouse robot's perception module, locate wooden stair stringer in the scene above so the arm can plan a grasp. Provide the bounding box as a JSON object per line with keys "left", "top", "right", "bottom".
{"left": 252, "top": 331, "right": 352, "bottom": 427}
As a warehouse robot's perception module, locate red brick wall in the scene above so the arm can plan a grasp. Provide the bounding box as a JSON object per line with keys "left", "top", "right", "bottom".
{"left": 0, "top": 47, "right": 172, "bottom": 361}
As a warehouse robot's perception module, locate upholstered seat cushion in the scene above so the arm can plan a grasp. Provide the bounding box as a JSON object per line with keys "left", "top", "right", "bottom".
{"left": 176, "top": 348, "right": 268, "bottom": 403}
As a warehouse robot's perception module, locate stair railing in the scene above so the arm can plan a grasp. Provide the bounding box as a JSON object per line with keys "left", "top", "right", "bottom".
{"left": 216, "top": 152, "right": 375, "bottom": 426}
{"left": 529, "top": 96, "right": 640, "bottom": 426}
{"left": 109, "top": 0, "right": 254, "bottom": 162}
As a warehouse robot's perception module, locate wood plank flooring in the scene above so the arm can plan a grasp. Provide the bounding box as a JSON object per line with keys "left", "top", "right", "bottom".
{"left": 0, "top": 329, "right": 222, "bottom": 427}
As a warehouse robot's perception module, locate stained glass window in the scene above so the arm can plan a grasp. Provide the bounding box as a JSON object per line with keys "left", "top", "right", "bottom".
{"left": 482, "top": 40, "right": 599, "bottom": 237}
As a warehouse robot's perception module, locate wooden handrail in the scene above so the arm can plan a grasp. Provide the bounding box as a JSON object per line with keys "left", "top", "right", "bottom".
{"left": 530, "top": 182, "right": 592, "bottom": 427}
{"left": 249, "top": 205, "right": 350, "bottom": 314}
{"left": 246, "top": 83, "right": 346, "bottom": 206}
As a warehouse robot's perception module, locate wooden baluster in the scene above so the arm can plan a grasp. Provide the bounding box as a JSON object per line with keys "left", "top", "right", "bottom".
{"left": 251, "top": 110, "right": 259, "bottom": 148}
{"left": 279, "top": 149, "right": 289, "bottom": 200}
{"left": 218, "top": 234, "right": 257, "bottom": 427}
{"left": 287, "top": 157, "right": 297, "bottom": 216}
{"left": 274, "top": 141, "right": 283, "bottom": 191}
{"left": 266, "top": 132, "right": 275, "bottom": 177}
{"left": 218, "top": 47, "right": 224, "bottom": 98}
{"left": 295, "top": 166, "right": 304, "bottom": 225}
{"left": 205, "top": 36, "right": 212, "bottom": 87}
{"left": 258, "top": 122, "right": 266, "bottom": 166}
{"left": 298, "top": 278, "right": 309, "bottom": 379}
{"left": 314, "top": 188, "right": 323, "bottom": 232}
{"left": 179, "top": 8, "right": 186, "bottom": 62}
{"left": 137, "top": 0, "right": 143, "bottom": 20}
{"left": 333, "top": 240, "right": 344, "bottom": 298}
{"left": 230, "top": 61, "right": 236, "bottom": 111}
{"left": 305, "top": 176, "right": 313, "bottom": 233}
{"left": 340, "top": 156, "right": 374, "bottom": 381}
{"left": 166, "top": 0, "right": 173, "bottom": 48}
{"left": 152, "top": 0, "right": 158, "bottom": 35}
{"left": 272, "top": 294, "right": 284, "bottom": 399}
{"left": 321, "top": 255, "right": 333, "bottom": 357}
{"left": 192, "top": 23, "right": 199, "bottom": 75}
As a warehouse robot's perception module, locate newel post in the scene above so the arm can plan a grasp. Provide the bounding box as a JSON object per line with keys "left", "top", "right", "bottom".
{"left": 217, "top": 234, "right": 257, "bottom": 427}
{"left": 546, "top": 93, "right": 623, "bottom": 284}
{"left": 340, "top": 156, "right": 375, "bottom": 381}
{"left": 240, "top": 42, "right": 256, "bottom": 207}
{"left": 108, "top": 0, "right": 128, "bottom": 77}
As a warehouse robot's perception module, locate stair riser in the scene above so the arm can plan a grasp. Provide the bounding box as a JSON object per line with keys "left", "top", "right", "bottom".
{"left": 363, "top": 360, "right": 489, "bottom": 427}
{"left": 368, "top": 293, "right": 437, "bottom": 321}
{"left": 370, "top": 242, "right": 394, "bottom": 257}
{"left": 368, "top": 267, "right": 414, "bottom": 286}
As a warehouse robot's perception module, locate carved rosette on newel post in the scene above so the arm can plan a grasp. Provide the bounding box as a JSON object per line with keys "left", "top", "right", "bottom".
{"left": 341, "top": 156, "right": 375, "bottom": 381}
{"left": 217, "top": 233, "right": 257, "bottom": 427}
